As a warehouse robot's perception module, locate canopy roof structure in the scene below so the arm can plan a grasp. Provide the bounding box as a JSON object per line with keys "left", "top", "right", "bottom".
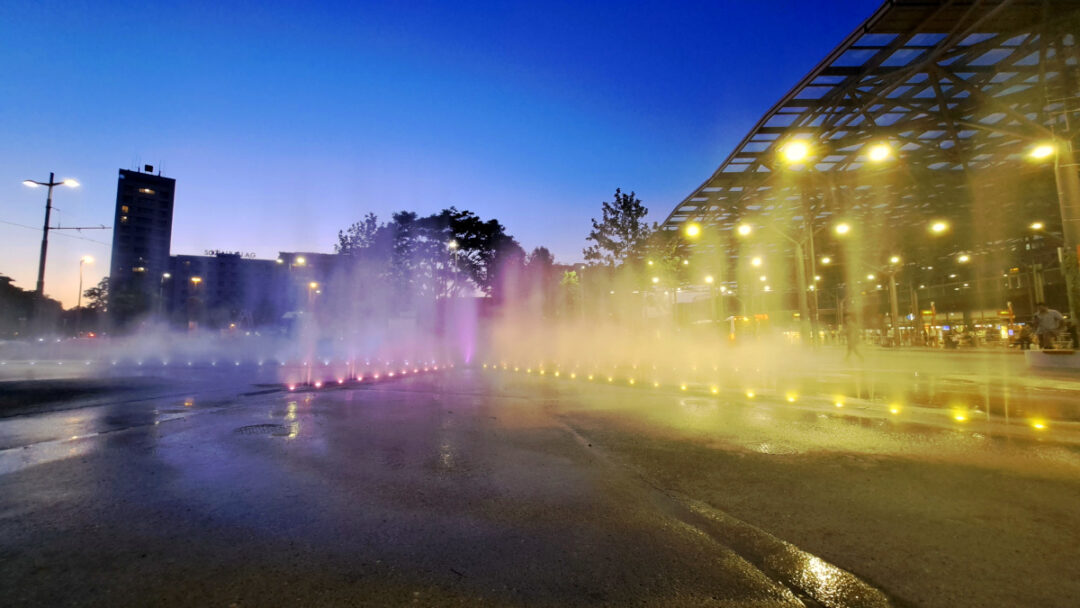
{"left": 662, "top": 0, "right": 1080, "bottom": 268}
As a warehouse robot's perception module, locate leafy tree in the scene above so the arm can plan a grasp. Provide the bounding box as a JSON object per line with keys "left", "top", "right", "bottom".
{"left": 335, "top": 212, "right": 383, "bottom": 255}
{"left": 334, "top": 207, "right": 523, "bottom": 301}
{"left": 526, "top": 246, "right": 555, "bottom": 269}
{"left": 583, "top": 188, "right": 654, "bottom": 267}
{"left": 83, "top": 277, "right": 109, "bottom": 312}
{"left": 642, "top": 228, "right": 689, "bottom": 276}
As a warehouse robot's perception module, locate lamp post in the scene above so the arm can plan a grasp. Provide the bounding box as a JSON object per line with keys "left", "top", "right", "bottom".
{"left": 159, "top": 272, "right": 171, "bottom": 317}
{"left": 885, "top": 256, "right": 902, "bottom": 344}
{"left": 737, "top": 221, "right": 841, "bottom": 346}
{"left": 189, "top": 276, "right": 202, "bottom": 330}
{"left": 23, "top": 173, "right": 79, "bottom": 296}
{"left": 447, "top": 240, "right": 459, "bottom": 296}
{"left": 76, "top": 256, "right": 93, "bottom": 335}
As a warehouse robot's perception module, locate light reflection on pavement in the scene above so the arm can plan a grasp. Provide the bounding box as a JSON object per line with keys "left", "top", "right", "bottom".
{"left": 1, "top": 369, "right": 1078, "bottom": 607}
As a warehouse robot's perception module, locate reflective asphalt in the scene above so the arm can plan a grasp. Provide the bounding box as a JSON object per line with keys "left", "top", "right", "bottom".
{"left": 1, "top": 369, "right": 1078, "bottom": 607}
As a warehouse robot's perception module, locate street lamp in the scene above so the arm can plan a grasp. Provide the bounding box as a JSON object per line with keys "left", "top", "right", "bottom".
{"left": 159, "top": 272, "right": 171, "bottom": 317}
{"left": 750, "top": 256, "right": 763, "bottom": 267}
{"left": 867, "top": 142, "right": 893, "bottom": 162}
{"left": 447, "top": 240, "right": 461, "bottom": 295}
{"left": 737, "top": 224, "right": 752, "bottom": 236}
{"left": 1029, "top": 143, "right": 1056, "bottom": 160}
{"left": 23, "top": 173, "right": 79, "bottom": 296}
{"left": 188, "top": 276, "right": 203, "bottom": 330}
{"left": 834, "top": 222, "right": 851, "bottom": 235}
{"left": 930, "top": 221, "right": 949, "bottom": 234}
{"left": 76, "top": 256, "right": 93, "bottom": 335}
{"left": 780, "top": 140, "right": 811, "bottom": 164}
{"left": 957, "top": 254, "right": 970, "bottom": 263}
{"left": 1030, "top": 221, "right": 1045, "bottom": 231}
{"left": 684, "top": 223, "right": 702, "bottom": 239}
{"left": 820, "top": 256, "right": 832, "bottom": 265}
{"left": 77, "top": 256, "right": 93, "bottom": 309}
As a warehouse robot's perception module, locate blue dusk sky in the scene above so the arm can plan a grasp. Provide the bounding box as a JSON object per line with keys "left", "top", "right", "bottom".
{"left": 0, "top": 0, "right": 879, "bottom": 307}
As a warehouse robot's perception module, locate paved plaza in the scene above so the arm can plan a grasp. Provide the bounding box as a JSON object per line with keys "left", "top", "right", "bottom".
{"left": 2, "top": 362, "right": 1078, "bottom": 607}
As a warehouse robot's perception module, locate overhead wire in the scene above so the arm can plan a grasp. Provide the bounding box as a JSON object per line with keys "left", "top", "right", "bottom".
{"left": 0, "top": 219, "right": 111, "bottom": 246}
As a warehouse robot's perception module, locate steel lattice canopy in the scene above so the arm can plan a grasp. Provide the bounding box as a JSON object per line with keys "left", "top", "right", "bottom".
{"left": 662, "top": 0, "right": 1079, "bottom": 265}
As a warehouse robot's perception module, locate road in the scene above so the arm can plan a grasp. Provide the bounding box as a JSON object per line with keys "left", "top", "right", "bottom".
{"left": 2, "top": 368, "right": 1079, "bottom": 607}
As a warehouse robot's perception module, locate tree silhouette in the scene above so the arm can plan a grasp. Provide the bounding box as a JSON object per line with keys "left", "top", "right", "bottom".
{"left": 583, "top": 188, "right": 653, "bottom": 267}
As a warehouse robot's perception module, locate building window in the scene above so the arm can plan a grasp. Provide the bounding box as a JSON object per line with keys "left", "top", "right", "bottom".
{"left": 121, "top": 205, "right": 129, "bottom": 213}
{"left": 120, "top": 216, "right": 128, "bottom": 223}
{"left": 139, "top": 188, "right": 155, "bottom": 195}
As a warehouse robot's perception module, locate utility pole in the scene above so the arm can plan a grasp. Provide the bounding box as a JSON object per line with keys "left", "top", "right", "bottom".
{"left": 22, "top": 173, "right": 107, "bottom": 300}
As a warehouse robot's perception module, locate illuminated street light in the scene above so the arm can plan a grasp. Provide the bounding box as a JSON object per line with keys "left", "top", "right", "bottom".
{"left": 684, "top": 223, "right": 702, "bottom": 238}
{"left": 737, "top": 224, "right": 752, "bottom": 236}
{"left": 867, "top": 273, "right": 876, "bottom": 280}
{"left": 930, "top": 221, "right": 949, "bottom": 234}
{"left": 781, "top": 140, "right": 810, "bottom": 163}
{"left": 867, "top": 142, "right": 892, "bottom": 162}
{"left": 889, "top": 255, "right": 901, "bottom": 264}
{"left": 750, "top": 256, "right": 763, "bottom": 267}
{"left": 759, "top": 275, "right": 767, "bottom": 282}
{"left": 814, "top": 275, "right": 821, "bottom": 281}
{"left": 651, "top": 276, "right": 659, "bottom": 284}
{"left": 76, "top": 256, "right": 93, "bottom": 307}
{"left": 682, "top": 259, "right": 689, "bottom": 266}
{"left": 704, "top": 275, "right": 714, "bottom": 284}
{"left": 820, "top": 256, "right": 832, "bottom": 265}
{"left": 75, "top": 255, "right": 95, "bottom": 334}
{"left": 957, "top": 254, "right": 970, "bottom": 263}
{"left": 834, "top": 222, "right": 851, "bottom": 235}
{"left": 295, "top": 256, "right": 306, "bottom": 266}
{"left": 190, "top": 276, "right": 202, "bottom": 284}
{"left": 1029, "top": 143, "right": 1056, "bottom": 160}
{"left": 1030, "top": 221, "right": 1044, "bottom": 231}
{"left": 447, "top": 239, "right": 459, "bottom": 250}
{"left": 309, "top": 281, "right": 319, "bottom": 289}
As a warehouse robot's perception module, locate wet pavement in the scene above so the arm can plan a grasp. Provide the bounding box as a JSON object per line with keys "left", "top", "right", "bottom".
{"left": 2, "top": 369, "right": 1079, "bottom": 607}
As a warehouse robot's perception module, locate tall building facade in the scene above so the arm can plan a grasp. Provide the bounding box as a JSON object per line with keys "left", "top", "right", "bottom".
{"left": 109, "top": 167, "right": 175, "bottom": 323}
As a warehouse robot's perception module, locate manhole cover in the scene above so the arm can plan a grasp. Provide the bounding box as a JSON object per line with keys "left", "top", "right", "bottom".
{"left": 234, "top": 424, "right": 290, "bottom": 436}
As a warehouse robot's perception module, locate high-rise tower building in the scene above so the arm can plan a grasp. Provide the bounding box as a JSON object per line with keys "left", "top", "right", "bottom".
{"left": 108, "top": 166, "right": 175, "bottom": 322}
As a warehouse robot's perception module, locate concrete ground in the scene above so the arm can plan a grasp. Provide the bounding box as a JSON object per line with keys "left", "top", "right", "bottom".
{"left": 2, "top": 369, "right": 1079, "bottom": 607}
